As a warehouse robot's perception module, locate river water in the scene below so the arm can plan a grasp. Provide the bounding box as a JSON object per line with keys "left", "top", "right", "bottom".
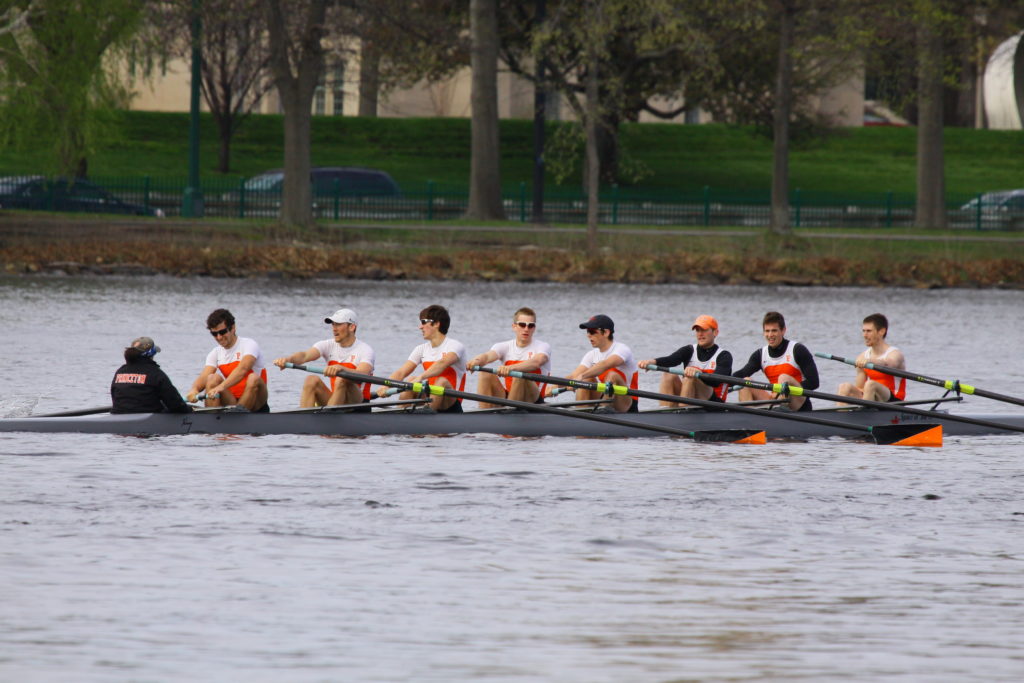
{"left": 1, "top": 275, "right": 1022, "bottom": 681}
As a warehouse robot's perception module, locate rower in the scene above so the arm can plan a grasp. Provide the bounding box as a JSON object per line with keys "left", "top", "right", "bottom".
{"left": 638, "top": 314, "right": 732, "bottom": 407}
{"left": 379, "top": 304, "right": 467, "bottom": 413}
{"left": 467, "top": 307, "right": 552, "bottom": 409}
{"left": 732, "top": 311, "right": 819, "bottom": 411}
{"left": 836, "top": 313, "right": 907, "bottom": 403}
{"left": 111, "top": 336, "right": 192, "bottom": 414}
{"left": 186, "top": 308, "right": 269, "bottom": 412}
{"left": 554, "top": 314, "right": 638, "bottom": 413}
{"left": 272, "top": 308, "right": 375, "bottom": 409}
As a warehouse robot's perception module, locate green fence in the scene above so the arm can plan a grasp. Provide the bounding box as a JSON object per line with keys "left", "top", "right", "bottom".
{"left": 5, "top": 175, "right": 1022, "bottom": 231}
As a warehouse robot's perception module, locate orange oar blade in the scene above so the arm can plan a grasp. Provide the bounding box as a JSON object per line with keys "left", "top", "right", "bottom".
{"left": 874, "top": 423, "right": 943, "bottom": 448}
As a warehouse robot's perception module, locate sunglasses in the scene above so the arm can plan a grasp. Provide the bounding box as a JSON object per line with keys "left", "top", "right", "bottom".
{"left": 209, "top": 327, "right": 231, "bottom": 337}
{"left": 514, "top": 322, "right": 536, "bottom": 329}
{"left": 420, "top": 318, "right": 435, "bottom": 325}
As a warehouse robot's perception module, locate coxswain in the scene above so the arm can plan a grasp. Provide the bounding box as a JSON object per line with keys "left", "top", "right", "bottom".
{"left": 836, "top": 313, "right": 907, "bottom": 403}
{"left": 555, "top": 314, "right": 638, "bottom": 413}
{"left": 186, "top": 308, "right": 269, "bottom": 411}
{"left": 638, "top": 314, "right": 733, "bottom": 406}
{"left": 733, "top": 311, "right": 819, "bottom": 411}
{"left": 467, "top": 306, "right": 552, "bottom": 409}
{"left": 379, "top": 304, "right": 467, "bottom": 412}
{"left": 111, "top": 336, "right": 192, "bottom": 414}
{"left": 272, "top": 308, "right": 375, "bottom": 408}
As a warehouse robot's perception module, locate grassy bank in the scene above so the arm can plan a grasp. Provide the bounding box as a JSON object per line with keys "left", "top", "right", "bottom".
{"left": 1, "top": 112, "right": 1023, "bottom": 198}
{"left": 3, "top": 214, "right": 1022, "bottom": 288}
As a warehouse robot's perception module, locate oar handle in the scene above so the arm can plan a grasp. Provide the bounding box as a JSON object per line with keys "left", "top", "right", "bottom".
{"left": 187, "top": 391, "right": 216, "bottom": 402}
{"left": 472, "top": 365, "right": 574, "bottom": 396}
{"left": 284, "top": 363, "right": 398, "bottom": 397}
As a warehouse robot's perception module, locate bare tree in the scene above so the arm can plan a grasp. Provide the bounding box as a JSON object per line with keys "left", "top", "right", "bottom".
{"left": 148, "top": 0, "right": 273, "bottom": 173}
{"left": 262, "top": 0, "right": 328, "bottom": 226}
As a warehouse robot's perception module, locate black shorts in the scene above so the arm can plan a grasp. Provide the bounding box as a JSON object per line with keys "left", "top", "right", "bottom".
{"left": 440, "top": 400, "right": 464, "bottom": 414}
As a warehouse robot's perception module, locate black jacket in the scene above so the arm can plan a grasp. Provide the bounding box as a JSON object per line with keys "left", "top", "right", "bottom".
{"left": 110, "top": 357, "right": 192, "bottom": 414}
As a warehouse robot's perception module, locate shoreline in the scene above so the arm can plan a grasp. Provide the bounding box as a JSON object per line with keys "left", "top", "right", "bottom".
{"left": 3, "top": 214, "right": 1023, "bottom": 289}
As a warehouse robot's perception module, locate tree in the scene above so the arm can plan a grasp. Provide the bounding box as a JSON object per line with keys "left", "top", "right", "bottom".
{"left": 148, "top": 0, "right": 273, "bottom": 173}
{"left": 770, "top": 0, "right": 796, "bottom": 235}
{"left": 262, "top": 0, "right": 329, "bottom": 226}
{"left": 0, "top": 0, "right": 144, "bottom": 177}
{"left": 503, "top": 0, "right": 720, "bottom": 186}
{"left": 465, "top": 0, "right": 505, "bottom": 220}
{"left": 914, "top": 1, "right": 948, "bottom": 229}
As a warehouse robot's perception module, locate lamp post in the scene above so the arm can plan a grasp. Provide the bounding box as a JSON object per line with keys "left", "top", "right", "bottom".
{"left": 182, "top": 0, "right": 204, "bottom": 217}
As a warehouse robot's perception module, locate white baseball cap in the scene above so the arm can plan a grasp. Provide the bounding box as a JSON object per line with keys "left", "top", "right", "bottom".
{"left": 324, "top": 308, "right": 358, "bottom": 325}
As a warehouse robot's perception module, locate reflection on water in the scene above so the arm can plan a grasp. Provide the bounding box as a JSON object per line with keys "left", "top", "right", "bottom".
{"left": 1, "top": 276, "right": 1023, "bottom": 680}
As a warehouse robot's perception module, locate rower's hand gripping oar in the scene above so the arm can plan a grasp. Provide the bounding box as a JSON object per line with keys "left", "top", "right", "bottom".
{"left": 288, "top": 363, "right": 762, "bottom": 443}
{"left": 816, "top": 352, "right": 1024, "bottom": 409}
{"left": 506, "top": 365, "right": 939, "bottom": 447}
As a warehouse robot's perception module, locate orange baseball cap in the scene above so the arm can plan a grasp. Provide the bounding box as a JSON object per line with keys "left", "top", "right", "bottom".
{"left": 692, "top": 315, "right": 718, "bottom": 331}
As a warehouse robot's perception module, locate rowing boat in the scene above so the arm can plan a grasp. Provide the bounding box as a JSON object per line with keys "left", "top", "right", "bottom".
{"left": 1, "top": 405, "right": 1021, "bottom": 438}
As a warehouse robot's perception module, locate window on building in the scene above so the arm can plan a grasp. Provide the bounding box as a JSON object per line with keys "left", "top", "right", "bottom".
{"left": 314, "top": 70, "right": 326, "bottom": 115}
{"left": 332, "top": 62, "right": 345, "bottom": 116}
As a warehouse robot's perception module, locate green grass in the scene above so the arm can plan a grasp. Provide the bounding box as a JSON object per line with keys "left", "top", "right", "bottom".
{"left": 1, "top": 111, "right": 1022, "bottom": 198}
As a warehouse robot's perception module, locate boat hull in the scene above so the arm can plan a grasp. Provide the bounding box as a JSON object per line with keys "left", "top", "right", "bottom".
{"left": 1, "top": 408, "right": 1021, "bottom": 438}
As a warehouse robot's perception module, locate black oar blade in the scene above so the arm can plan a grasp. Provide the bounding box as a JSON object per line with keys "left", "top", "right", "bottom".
{"left": 33, "top": 405, "right": 112, "bottom": 418}
{"left": 691, "top": 429, "right": 767, "bottom": 444}
{"left": 870, "top": 423, "right": 943, "bottom": 447}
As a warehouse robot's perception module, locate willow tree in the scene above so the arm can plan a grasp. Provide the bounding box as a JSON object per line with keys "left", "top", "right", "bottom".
{"left": 0, "top": 0, "right": 144, "bottom": 177}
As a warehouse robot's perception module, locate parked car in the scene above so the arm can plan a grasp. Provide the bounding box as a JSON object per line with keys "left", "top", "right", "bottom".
{"left": 958, "top": 189, "right": 1024, "bottom": 229}
{"left": 218, "top": 166, "right": 401, "bottom": 218}
{"left": 0, "top": 176, "right": 164, "bottom": 217}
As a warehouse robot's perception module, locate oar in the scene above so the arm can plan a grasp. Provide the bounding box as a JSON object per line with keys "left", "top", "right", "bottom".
{"left": 491, "top": 366, "right": 939, "bottom": 447}
{"left": 657, "top": 366, "right": 1021, "bottom": 438}
{"left": 817, "top": 352, "right": 1024, "bottom": 408}
{"left": 32, "top": 405, "right": 112, "bottom": 418}
{"left": 286, "top": 363, "right": 763, "bottom": 443}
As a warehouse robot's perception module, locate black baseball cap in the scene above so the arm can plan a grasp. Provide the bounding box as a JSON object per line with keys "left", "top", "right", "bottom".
{"left": 579, "top": 314, "right": 614, "bottom": 332}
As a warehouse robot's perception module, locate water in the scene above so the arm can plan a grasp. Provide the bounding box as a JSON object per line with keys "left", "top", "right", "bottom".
{"left": 2, "top": 276, "right": 1023, "bottom": 681}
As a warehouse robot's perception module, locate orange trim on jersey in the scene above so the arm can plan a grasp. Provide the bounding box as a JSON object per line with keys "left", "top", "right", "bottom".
{"left": 326, "top": 360, "right": 372, "bottom": 400}
{"left": 764, "top": 363, "right": 803, "bottom": 385}
{"left": 218, "top": 361, "right": 267, "bottom": 399}
{"left": 423, "top": 360, "right": 466, "bottom": 401}
{"left": 698, "top": 368, "right": 729, "bottom": 401}
{"left": 598, "top": 368, "right": 639, "bottom": 402}
{"left": 865, "top": 368, "right": 906, "bottom": 400}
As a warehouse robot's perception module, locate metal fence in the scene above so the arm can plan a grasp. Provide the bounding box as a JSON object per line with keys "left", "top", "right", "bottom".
{"left": 14, "top": 175, "right": 1024, "bottom": 231}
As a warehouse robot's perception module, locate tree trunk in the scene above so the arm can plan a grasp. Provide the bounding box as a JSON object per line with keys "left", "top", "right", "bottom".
{"left": 216, "top": 116, "right": 232, "bottom": 173}
{"left": 915, "top": 17, "right": 947, "bottom": 229}
{"left": 358, "top": 41, "right": 380, "bottom": 117}
{"left": 596, "top": 111, "right": 619, "bottom": 186}
{"left": 263, "top": 0, "right": 328, "bottom": 227}
{"left": 770, "top": 1, "right": 794, "bottom": 235}
{"left": 465, "top": 0, "right": 506, "bottom": 220}
{"left": 585, "top": 58, "right": 600, "bottom": 256}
